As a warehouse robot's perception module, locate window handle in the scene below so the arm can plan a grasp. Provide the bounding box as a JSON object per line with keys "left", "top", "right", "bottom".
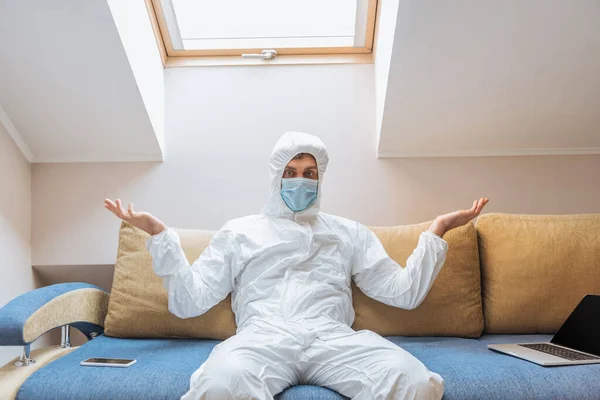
{"left": 241, "top": 49, "right": 277, "bottom": 60}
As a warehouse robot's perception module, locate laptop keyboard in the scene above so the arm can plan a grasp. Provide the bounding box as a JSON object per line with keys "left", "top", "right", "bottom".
{"left": 519, "top": 343, "right": 600, "bottom": 361}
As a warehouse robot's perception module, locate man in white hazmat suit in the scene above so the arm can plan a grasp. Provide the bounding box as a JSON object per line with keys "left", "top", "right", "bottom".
{"left": 104, "top": 131, "right": 489, "bottom": 400}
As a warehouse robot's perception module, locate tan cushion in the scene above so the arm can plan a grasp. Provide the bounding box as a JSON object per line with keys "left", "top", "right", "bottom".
{"left": 477, "top": 213, "right": 600, "bottom": 334}
{"left": 352, "top": 221, "right": 484, "bottom": 338}
{"left": 103, "top": 221, "right": 236, "bottom": 340}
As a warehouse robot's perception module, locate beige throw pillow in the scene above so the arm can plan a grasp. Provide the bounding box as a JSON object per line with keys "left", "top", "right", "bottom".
{"left": 103, "top": 221, "right": 236, "bottom": 340}
{"left": 352, "top": 221, "right": 484, "bottom": 338}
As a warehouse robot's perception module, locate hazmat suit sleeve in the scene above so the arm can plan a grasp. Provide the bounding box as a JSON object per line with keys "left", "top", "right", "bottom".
{"left": 145, "top": 223, "right": 241, "bottom": 319}
{"left": 351, "top": 223, "right": 448, "bottom": 310}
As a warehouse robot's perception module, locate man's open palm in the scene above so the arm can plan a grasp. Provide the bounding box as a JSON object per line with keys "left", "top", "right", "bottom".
{"left": 438, "top": 198, "right": 489, "bottom": 231}
{"left": 104, "top": 198, "right": 165, "bottom": 235}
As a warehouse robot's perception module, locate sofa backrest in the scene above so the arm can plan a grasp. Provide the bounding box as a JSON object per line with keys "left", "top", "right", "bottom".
{"left": 104, "top": 219, "right": 483, "bottom": 339}
{"left": 477, "top": 213, "right": 600, "bottom": 334}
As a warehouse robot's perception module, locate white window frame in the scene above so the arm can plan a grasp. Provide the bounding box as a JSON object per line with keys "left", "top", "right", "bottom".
{"left": 145, "top": 0, "right": 379, "bottom": 66}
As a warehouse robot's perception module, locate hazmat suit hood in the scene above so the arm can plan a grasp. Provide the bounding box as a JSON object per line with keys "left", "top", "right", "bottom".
{"left": 261, "top": 131, "right": 329, "bottom": 221}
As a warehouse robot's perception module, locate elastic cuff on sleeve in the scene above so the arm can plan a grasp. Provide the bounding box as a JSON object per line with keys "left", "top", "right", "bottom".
{"left": 423, "top": 230, "right": 442, "bottom": 239}
{"left": 422, "top": 230, "right": 448, "bottom": 251}
{"left": 146, "top": 227, "right": 171, "bottom": 250}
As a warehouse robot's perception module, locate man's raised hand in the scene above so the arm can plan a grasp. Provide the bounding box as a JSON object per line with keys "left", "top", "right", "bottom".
{"left": 428, "top": 198, "right": 489, "bottom": 237}
{"left": 104, "top": 198, "right": 166, "bottom": 236}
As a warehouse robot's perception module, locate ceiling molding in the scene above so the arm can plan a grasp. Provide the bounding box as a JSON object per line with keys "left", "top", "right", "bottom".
{"left": 0, "top": 103, "right": 33, "bottom": 162}
{"left": 377, "top": 147, "right": 600, "bottom": 159}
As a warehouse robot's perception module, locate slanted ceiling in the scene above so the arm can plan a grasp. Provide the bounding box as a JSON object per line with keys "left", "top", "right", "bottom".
{"left": 377, "top": 0, "right": 600, "bottom": 157}
{"left": 0, "top": 0, "right": 163, "bottom": 162}
{"left": 1, "top": 1, "right": 599, "bottom": 162}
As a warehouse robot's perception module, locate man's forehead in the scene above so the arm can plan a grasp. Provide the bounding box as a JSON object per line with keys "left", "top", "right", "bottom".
{"left": 285, "top": 153, "right": 317, "bottom": 168}
{"left": 285, "top": 165, "right": 318, "bottom": 170}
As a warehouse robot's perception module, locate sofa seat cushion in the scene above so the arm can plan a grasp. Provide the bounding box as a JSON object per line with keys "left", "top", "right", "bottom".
{"left": 16, "top": 334, "right": 345, "bottom": 400}
{"left": 18, "top": 334, "right": 600, "bottom": 400}
{"left": 388, "top": 334, "right": 600, "bottom": 400}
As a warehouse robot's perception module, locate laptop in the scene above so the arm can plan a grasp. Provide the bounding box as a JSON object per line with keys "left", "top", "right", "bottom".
{"left": 488, "top": 294, "right": 600, "bottom": 366}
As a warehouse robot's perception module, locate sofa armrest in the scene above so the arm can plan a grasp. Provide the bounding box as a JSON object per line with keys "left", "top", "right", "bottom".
{"left": 0, "top": 282, "right": 110, "bottom": 346}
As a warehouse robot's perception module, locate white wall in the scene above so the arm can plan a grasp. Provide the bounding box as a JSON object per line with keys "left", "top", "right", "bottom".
{"left": 31, "top": 64, "right": 600, "bottom": 266}
{"left": 0, "top": 123, "right": 34, "bottom": 365}
{"left": 107, "top": 0, "right": 165, "bottom": 152}
{"left": 378, "top": 0, "right": 600, "bottom": 156}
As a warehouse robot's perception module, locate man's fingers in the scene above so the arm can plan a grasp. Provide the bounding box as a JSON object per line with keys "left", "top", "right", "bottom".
{"left": 464, "top": 201, "right": 476, "bottom": 215}
{"left": 116, "top": 199, "right": 126, "bottom": 219}
{"left": 477, "top": 198, "right": 484, "bottom": 215}
{"left": 480, "top": 198, "right": 488, "bottom": 211}
{"left": 105, "top": 198, "right": 133, "bottom": 221}
{"left": 128, "top": 203, "right": 135, "bottom": 218}
{"left": 115, "top": 199, "right": 122, "bottom": 217}
{"left": 104, "top": 199, "right": 118, "bottom": 212}
{"left": 104, "top": 201, "right": 117, "bottom": 216}
{"left": 468, "top": 199, "right": 479, "bottom": 214}
{"left": 474, "top": 198, "right": 488, "bottom": 216}
{"left": 451, "top": 198, "right": 489, "bottom": 228}
{"left": 465, "top": 198, "right": 483, "bottom": 219}
{"left": 104, "top": 198, "right": 115, "bottom": 209}
{"left": 105, "top": 199, "right": 119, "bottom": 214}
{"left": 475, "top": 198, "right": 483, "bottom": 213}
{"left": 480, "top": 197, "right": 489, "bottom": 210}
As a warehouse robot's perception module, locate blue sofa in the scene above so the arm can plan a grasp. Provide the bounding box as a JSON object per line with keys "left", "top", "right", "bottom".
{"left": 4, "top": 212, "right": 600, "bottom": 399}
{"left": 2, "top": 282, "right": 600, "bottom": 400}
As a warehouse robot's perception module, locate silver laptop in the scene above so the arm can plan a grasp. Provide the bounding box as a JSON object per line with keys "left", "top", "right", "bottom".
{"left": 488, "top": 294, "right": 600, "bottom": 366}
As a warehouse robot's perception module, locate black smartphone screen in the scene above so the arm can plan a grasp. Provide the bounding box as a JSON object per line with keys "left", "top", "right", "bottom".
{"left": 83, "top": 358, "right": 134, "bottom": 364}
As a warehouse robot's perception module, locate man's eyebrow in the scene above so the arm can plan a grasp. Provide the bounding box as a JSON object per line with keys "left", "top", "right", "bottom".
{"left": 285, "top": 166, "right": 297, "bottom": 171}
{"left": 305, "top": 166, "right": 317, "bottom": 170}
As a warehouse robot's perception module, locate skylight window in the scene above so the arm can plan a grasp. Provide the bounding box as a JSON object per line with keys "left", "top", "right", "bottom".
{"left": 151, "top": 0, "right": 378, "bottom": 58}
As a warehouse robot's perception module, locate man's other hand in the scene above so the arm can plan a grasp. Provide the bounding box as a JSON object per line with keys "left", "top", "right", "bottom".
{"left": 104, "top": 198, "right": 167, "bottom": 236}
{"left": 428, "top": 198, "right": 489, "bottom": 237}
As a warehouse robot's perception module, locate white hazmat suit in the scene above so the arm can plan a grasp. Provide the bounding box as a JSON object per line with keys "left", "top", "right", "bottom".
{"left": 146, "top": 132, "right": 448, "bottom": 400}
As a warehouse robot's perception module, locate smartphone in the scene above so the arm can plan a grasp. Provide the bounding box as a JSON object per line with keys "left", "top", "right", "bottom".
{"left": 80, "top": 357, "right": 137, "bottom": 368}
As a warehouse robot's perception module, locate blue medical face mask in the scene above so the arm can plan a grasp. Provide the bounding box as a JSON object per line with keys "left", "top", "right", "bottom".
{"left": 280, "top": 177, "right": 319, "bottom": 212}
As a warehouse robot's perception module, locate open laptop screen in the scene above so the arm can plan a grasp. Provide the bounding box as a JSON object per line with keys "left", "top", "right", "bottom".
{"left": 551, "top": 295, "right": 600, "bottom": 356}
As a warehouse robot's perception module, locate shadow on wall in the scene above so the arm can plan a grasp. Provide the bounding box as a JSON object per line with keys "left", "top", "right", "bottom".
{"left": 0, "top": 137, "right": 30, "bottom": 250}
